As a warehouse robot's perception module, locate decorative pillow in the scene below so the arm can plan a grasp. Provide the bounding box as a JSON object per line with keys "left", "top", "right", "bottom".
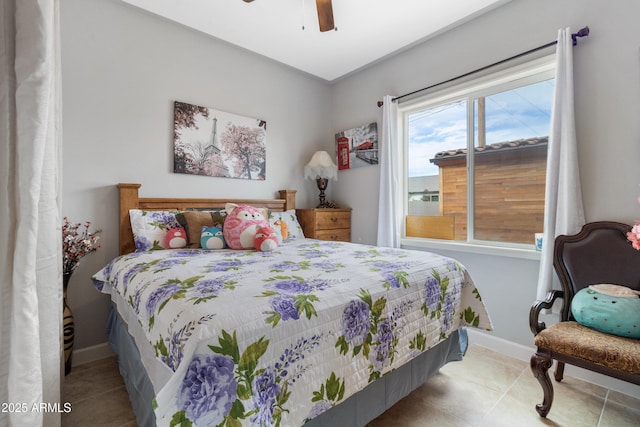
{"left": 571, "top": 284, "right": 640, "bottom": 338}
{"left": 184, "top": 208, "right": 229, "bottom": 225}
{"left": 223, "top": 204, "right": 270, "bottom": 249}
{"left": 129, "top": 209, "right": 182, "bottom": 251}
{"left": 176, "top": 211, "right": 226, "bottom": 248}
{"left": 269, "top": 210, "right": 305, "bottom": 242}
{"left": 201, "top": 225, "right": 227, "bottom": 250}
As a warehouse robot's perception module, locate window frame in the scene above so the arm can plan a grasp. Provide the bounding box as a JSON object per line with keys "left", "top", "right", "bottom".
{"left": 398, "top": 55, "right": 556, "bottom": 256}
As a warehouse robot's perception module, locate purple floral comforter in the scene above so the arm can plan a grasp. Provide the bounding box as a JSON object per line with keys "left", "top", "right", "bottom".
{"left": 92, "top": 239, "right": 492, "bottom": 427}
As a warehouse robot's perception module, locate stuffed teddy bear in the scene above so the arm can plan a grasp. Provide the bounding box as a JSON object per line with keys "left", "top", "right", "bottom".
{"left": 223, "top": 203, "right": 270, "bottom": 249}
{"left": 200, "top": 225, "right": 226, "bottom": 250}
{"left": 164, "top": 227, "right": 187, "bottom": 249}
{"left": 254, "top": 225, "right": 279, "bottom": 252}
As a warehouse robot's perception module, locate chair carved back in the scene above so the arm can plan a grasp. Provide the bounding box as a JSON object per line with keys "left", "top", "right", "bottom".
{"left": 553, "top": 221, "right": 640, "bottom": 321}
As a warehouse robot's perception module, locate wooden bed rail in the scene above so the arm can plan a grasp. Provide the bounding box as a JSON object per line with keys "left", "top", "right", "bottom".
{"left": 118, "top": 183, "right": 296, "bottom": 255}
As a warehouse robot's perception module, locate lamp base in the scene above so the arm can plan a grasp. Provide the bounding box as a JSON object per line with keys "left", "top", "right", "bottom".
{"left": 316, "top": 177, "right": 329, "bottom": 208}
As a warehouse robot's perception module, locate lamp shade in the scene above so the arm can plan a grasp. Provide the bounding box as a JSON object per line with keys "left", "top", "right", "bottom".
{"left": 304, "top": 151, "right": 338, "bottom": 181}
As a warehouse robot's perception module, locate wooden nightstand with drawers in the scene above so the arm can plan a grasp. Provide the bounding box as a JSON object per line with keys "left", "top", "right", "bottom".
{"left": 296, "top": 208, "right": 351, "bottom": 242}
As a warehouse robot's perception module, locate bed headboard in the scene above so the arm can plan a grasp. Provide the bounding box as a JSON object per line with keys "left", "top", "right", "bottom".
{"left": 118, "top": 183, "right": 297, "bottom": 255}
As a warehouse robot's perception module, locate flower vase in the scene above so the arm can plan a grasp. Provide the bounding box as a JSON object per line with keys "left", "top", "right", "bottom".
{"left": 63, "top": 272, "right": 75, "bottom": 375}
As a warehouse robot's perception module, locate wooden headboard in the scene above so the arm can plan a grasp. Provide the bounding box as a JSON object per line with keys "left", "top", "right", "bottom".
{"left": 118, "top": 183, "right": 297, "bottom": 255}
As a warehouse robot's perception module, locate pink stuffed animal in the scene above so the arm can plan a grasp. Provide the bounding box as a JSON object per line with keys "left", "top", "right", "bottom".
{"left": 254, "top": 225, "right": 279, "bottom": 252}
{"left": 164, "top": 227, "right": 187, "bottom": 249}
{"left": 223, "top": 203, "right": 270, "bottom": 249}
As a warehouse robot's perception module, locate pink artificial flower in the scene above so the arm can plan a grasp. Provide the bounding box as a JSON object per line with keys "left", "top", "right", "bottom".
{"left": 62, "top": 217, "right": 101, "bottom": 273}
{"left": 627, "top": 222, "right": 640, "bottom": 250}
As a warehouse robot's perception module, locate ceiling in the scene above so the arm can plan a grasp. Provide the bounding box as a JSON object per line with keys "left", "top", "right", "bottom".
{"left": 121, "top": 0, "right": 512, "bottom": 82}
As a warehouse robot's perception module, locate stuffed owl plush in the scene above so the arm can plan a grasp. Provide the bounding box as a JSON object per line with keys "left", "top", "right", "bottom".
{"left": 223, "top": 203, "right": 270, "bottom": 249}
{"left": 164, "top": 227, "right": 187, "bottom": 249}
{"left": 200, "top": 225, "right": 226, "bottom": 250}
{"left": 273, "top": 219, "right": 289, "bottom": 242}
{"left": 254, "top": 224, "right": 279, "bottom": 252}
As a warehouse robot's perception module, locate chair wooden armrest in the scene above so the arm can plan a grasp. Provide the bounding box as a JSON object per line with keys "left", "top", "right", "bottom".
{"left": 529, "top": 290, "right": 564, "bottom": 336}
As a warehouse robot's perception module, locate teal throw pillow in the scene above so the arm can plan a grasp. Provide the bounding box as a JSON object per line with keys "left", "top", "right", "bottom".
{"left": 571, "top": 284, "right": 640, "bottom": 339}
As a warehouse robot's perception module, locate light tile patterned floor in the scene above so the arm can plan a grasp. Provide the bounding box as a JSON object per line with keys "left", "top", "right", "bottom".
{"left": 61, "top": 344, "right": 640, "bottom": 426}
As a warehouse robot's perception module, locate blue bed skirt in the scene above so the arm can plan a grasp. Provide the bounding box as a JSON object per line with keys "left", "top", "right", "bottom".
{"left": 107, "top": 305, "right": 467, "bottom": 427}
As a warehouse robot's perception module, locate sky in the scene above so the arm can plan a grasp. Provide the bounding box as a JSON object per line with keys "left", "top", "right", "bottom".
{"left": 407, "top": 79, "right": 554, "bottom": 177}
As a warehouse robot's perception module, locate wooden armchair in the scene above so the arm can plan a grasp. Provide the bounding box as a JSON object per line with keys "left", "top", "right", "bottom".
{"left": 529, "top": 221, "right": 640, "bottom": 417}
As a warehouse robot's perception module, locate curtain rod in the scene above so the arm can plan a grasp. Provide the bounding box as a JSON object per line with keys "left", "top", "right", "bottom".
{"left": 377, "top": 26, "right": 590, "bottom": 108}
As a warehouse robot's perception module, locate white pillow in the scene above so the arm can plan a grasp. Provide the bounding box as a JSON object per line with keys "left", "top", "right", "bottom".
{"left": 129, "top": 209, "right": 182, "bottom": 251}
{"left": 269, "top": 209, "right": 305, "bottom": 242}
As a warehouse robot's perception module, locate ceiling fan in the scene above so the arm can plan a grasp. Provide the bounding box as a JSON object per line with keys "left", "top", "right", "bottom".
{"left": 242, "top": 0, "right": 335, "bottom": 32}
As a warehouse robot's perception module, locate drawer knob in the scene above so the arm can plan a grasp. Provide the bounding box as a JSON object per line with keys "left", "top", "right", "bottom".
{"left": 330, "top": 217, "right": 338, "bottom": 223}
{"left": 330, "top": 235, "right": 338, "bottom": 240}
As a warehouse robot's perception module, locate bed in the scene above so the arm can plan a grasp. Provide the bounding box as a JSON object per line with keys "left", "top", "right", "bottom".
{"left": 92, "top": 183, "right": 493, "bottom": 427}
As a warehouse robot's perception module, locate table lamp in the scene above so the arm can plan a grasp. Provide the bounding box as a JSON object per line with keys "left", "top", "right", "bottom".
{"left": 304, "top": 151, "right": 337, "bottom": 208}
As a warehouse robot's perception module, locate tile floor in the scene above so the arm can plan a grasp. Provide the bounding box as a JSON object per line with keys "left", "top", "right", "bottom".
{"left": 61, "top": 344, "right": 640, "bottom": 427}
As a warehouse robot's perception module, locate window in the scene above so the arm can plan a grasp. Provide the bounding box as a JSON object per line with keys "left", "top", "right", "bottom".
{"left": 402, "top": 56, "right": 555, "bottom": 247}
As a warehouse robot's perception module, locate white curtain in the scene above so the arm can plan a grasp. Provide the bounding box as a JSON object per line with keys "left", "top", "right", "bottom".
{"left": 536, "top": 27, "right": 585, "bottom": 302}
{"left": 377, "top": 95, "right": 402, "bottom": 248}
{"left": 0, "top": 1, "right": 63, "bottom": 426}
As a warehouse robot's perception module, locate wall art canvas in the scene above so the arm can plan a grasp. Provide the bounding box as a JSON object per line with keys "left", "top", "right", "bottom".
{"left": 335, "top": 122, "right": 378, "bottom": 171}
{"left": 173, "top": 101, "right": 266, "bottom": 180}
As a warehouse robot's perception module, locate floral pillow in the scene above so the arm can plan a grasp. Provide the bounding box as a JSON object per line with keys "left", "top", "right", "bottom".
{"left": 130, "top": 209, "right": 182, "bottom": 251}
{"left": 268, "top": 210, "right": 305, "bottom": 243}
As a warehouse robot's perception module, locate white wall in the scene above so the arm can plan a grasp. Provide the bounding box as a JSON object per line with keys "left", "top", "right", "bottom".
{"left": 61, "top": 0, "right": 331, "bottom": 351}
{"left": 330, "top": 0, "right": 640, "bottom": 349}
{"left": 62, "top": 0, "right": 640, "bottom": 384}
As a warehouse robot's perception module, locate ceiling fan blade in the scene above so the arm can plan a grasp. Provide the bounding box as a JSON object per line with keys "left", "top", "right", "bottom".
{"left": 316, "top": 0, "right": 335, "bottom": 32}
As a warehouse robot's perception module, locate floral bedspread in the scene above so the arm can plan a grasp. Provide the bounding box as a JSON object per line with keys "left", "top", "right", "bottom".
{"left": 92, "top": 239, "right": 492, "bottom": 427}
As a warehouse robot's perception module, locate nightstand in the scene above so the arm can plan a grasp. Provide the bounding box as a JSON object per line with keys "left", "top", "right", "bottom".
{"left": 296, "top": 208, "right": 351, "bottom": 242}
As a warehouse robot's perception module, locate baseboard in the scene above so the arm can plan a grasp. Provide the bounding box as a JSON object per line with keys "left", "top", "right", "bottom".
{"left": 466, "top": 329, "right": 640, "bottom": 399}
{"left": 71, "top": 342, "right": 115, "bottom": 367}
{"left": 466, "top": 328, "right": 534, "bottom": 361}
